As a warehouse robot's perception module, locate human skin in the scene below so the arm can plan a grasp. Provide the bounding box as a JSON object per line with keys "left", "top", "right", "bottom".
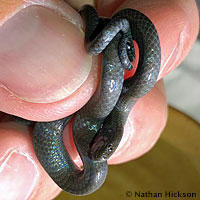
{"left": 0, "top": 0, "right": 198, "bottom": 199}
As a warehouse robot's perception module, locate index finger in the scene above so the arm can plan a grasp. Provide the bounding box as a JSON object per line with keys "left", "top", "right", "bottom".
{"left": 97, "top": 0, "right": 199, "bottom": 79}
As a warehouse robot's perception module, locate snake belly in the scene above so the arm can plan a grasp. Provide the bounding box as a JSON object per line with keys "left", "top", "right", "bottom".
{"left": 33, "top": 5, "right": 161, "bottom": 196}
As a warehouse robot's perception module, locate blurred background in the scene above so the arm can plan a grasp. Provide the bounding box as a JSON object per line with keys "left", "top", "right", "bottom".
{"left": 55, "top": 2, "right": 200, "bottom": 199}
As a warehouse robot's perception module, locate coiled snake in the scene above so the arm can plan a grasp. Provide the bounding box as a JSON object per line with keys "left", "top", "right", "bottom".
{"left": 18, "top": 4, "right": 161, "bottom": 196}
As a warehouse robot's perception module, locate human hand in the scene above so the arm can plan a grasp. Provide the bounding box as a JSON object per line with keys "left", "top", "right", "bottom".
{"left": 0, "top": 0, "right": 198, "bottom": 199}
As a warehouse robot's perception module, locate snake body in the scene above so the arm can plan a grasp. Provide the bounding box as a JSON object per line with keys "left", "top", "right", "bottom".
{"left": 33, "top": 5, "right": 161, "bottom": 196}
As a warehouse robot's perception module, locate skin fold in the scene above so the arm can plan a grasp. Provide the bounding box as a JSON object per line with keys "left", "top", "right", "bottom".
{"left": 0, "top": 0, "right": 198, "bottom": 199}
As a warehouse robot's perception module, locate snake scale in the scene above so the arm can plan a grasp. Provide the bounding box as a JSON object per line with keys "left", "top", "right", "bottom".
{"left": 20, "top": 4, "right": 161, "bottom": 196}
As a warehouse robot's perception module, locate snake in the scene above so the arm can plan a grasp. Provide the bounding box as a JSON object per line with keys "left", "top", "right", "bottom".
{"left": 31, "top": 4, "right": 161, "bottom": 196}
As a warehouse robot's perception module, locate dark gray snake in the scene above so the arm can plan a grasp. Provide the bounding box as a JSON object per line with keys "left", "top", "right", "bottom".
{"left": 28, "top": 4, "right": 161, "bottom": 196}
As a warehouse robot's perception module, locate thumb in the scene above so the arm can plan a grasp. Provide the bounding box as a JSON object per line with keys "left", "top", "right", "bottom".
{"left": 0, "top": 0, "right": 94, "bottom": 121}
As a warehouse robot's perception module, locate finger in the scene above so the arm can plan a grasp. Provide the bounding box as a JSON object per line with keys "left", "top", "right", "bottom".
{"left": 0, "top": 0, "right": 198, "bottom": 197}
{"left": 0, "top": 0, "right": 99, "bottom": 121}
{"left": 65, "top": 80, "right": 167, "bottom": 166}
{"left": 109, "top": 80, "right": 167, "bottom": 164}
{"left": 65, "top": 0, "right": 95, "bottom": 10}
{"left": 97, "top": 0, "right": 199, "bottom": 79}
{"left": 95, "top": 0, "right": 198, "bottom": 164}
{"left": 0, "top": 121, "right": 61, "bottom": 200}
{"left": 1, "top": 0, "right": 198, "bottom": 122}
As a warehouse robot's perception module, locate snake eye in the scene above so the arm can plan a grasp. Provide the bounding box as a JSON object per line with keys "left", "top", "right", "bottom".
{"left": 107, "top": 144, "right": 113, "bottom": 153}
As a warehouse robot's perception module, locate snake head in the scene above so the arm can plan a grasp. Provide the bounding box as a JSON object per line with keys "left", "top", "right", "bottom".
{"left": 89, "top": 135, "right": 114, "bottom": 161}
{"left": 89, "top": 126, "right": 123, "bottom": 161}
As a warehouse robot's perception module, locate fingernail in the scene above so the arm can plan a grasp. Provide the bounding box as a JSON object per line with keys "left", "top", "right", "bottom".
{"left": 162, "top": 29, "right": 185, "bottom": 76}
{"left": 0, "top": 6, "right": 91, "bottom": 103}
{"left": 0, "top": 150, "right": 37, "bottom": 199}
